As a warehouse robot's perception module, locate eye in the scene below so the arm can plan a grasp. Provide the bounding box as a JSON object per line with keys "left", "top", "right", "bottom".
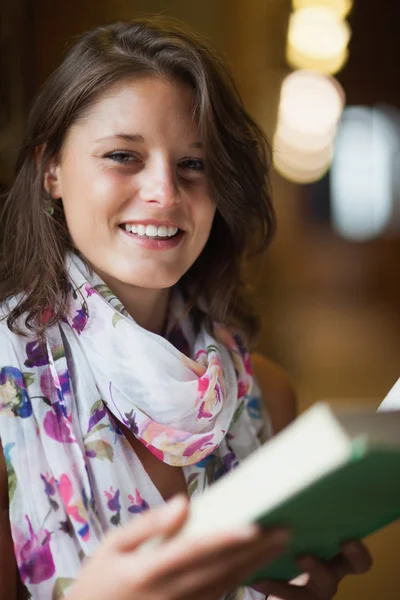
{"left": 104, "top": 151, "right": 140, "bottom": 164}
{"left": 178, "top": 158, "right": 205, "bottom": 173}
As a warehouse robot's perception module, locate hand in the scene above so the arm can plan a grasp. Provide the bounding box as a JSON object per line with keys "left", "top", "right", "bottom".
{"left": 252, "top": 540, "right": 373, "bottom": 599}
{"left": 68, "top": 495, "right": 290, "bottom": 600}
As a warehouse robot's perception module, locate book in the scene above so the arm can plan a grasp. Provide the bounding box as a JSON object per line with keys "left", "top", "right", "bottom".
{"left": 179, "top": 379, "right": 400, "bottom": 583}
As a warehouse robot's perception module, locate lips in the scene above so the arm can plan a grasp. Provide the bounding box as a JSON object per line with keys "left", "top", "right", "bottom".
{"left": 119, "top": 221, "right": 184, "bottom": 250}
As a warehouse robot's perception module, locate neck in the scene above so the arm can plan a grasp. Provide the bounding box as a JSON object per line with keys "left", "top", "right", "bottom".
{"left": 95, "top": 271, "right": 171, "bottom": 335}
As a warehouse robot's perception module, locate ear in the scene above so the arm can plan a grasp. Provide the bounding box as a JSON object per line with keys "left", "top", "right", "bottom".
{"left": 43, "top": 153, "right": 63, "bottom": 199}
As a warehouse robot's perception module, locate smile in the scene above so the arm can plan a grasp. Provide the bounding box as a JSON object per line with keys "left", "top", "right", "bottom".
{"left": 121, "top": 223, "right": 180, "bottom": 239}
{"left": 119, "top": 221, "right": 184, "bottom": 250}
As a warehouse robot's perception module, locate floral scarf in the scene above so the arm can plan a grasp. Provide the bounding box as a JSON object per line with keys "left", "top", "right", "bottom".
{"left": 0, "top": 253, "right": 268, "bottom": 600}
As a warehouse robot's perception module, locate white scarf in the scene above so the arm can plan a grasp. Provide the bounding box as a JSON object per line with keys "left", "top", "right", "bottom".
{"left": 0, "top": 254, "right": 266, "bottom": 599}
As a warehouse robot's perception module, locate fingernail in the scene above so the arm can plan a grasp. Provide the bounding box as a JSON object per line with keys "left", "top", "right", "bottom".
{"left": 231, "top": 523, "right": 261, "bottom": 540}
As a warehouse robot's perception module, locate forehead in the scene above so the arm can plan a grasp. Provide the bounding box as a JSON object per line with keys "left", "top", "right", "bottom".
{"left": 69, "top": 76, "right": 199, "bottom": 141}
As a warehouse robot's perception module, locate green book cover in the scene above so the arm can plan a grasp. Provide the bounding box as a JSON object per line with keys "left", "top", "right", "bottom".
{"left": 178, "top": 395, "right": 400, "bottom": 584}
{"left": 247, "top": 443, "right": 400, "bottom": 583}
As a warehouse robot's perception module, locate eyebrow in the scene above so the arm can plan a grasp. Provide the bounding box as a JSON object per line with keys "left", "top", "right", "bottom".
{"left": 94, "top": 134, "right": 145, "bottom": 143}
{"left": 94, "top": 134, "right": 203, "bottom": 149}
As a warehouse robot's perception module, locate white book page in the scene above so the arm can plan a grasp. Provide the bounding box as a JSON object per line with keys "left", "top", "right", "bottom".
{"left": 378, "top": 377, "right": 400, "bottom": 412}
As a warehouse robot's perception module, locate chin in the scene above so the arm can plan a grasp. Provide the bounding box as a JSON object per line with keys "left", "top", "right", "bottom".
{"left": 118, "top": 267, "right": 184, "bottom": 290}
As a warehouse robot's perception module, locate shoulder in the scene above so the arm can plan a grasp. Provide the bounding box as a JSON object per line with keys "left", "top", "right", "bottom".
{"left": 251, "top": 352, "right": 297, "bottom": 435}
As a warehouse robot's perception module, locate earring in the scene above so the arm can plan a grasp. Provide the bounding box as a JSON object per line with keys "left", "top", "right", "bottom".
{"left": 47, "top": 192, "right": 57, "bottom": 216}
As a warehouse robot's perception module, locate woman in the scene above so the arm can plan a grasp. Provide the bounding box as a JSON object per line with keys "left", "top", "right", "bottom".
{"left": 0, "top": 18, "right": 371, "bottom": 600}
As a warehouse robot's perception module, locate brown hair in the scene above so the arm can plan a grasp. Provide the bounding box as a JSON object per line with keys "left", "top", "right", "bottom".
{"left": 0, "top": 17, "right": 275, "bottom": 344}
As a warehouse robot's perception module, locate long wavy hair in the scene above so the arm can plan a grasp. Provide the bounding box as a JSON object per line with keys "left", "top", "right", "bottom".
{"left": 0, "top": 17, "right": 275, "bottom": 344}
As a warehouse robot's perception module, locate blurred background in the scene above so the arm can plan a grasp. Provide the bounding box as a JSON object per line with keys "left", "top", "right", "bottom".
{"left": 1, "top": 0, "right": 399, "bottom": 597}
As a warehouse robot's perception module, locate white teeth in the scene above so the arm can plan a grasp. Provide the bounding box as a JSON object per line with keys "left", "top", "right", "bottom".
{"left": 158, "top": 226, "right": 168, "bottom": 237}
{"left": 146, "top": 224, "right": 158, "bottom": 237}
{"left": 122, "top": 224, "right": 180, "bottom": 238}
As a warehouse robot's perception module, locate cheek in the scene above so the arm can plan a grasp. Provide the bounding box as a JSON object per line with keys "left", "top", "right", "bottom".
{"left": 61, "top": 163, "right": 129, "bottom": 221}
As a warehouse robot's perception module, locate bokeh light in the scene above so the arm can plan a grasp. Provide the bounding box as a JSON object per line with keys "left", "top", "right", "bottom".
{"left": 273, "top": 71, "right": 344, "bottom": 183}
{"left": 287, "top": 6, "right": 351, "bottom": 74}
{"left": 292, "top": 0, "right": 353, "bottom": 19}
{"left": 330, "top": 107, "right": 398, "bottom": 240}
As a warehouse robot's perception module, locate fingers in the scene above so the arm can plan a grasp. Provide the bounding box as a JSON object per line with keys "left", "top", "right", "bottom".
{"left": 296, "top": 556, "right": 338, "bottom": 598}
{"left": 253, "top": 541, "right": 373, "bottom": 600}
{"left": 339, "top": 541, "right": 373, "bottom": 575}
{"left": 109, "top": 494, "right": 190, "bottom": 552}
{"left": 256, "top": 578, "right": 310, "bottom": 600}
{"left": 146, "top": 526, "right": 290, "bottom": 584}
{"left": 150, "top": 528, "right": 290, "bottom": 600}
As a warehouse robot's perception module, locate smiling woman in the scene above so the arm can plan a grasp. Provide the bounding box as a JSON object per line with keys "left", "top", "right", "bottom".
{"left": 0, "top": 17, "right": 371, "bottom": 600}
{"left": 44, "top": 76, "right": 216, "bottom": 329}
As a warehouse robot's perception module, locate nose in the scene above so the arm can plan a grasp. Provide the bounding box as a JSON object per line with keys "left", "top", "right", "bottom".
{"left": 139, "top": 157, "right": 179, "bottom": 209}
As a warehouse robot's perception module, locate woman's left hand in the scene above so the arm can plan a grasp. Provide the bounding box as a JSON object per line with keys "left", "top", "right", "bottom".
{"left": 252, "top": 540, "right": 373, "bottom": 599}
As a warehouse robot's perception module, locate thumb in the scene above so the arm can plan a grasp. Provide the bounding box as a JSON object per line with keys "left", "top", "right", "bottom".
{"left": 111, "top": 494, "right": 190, "bottom": 552}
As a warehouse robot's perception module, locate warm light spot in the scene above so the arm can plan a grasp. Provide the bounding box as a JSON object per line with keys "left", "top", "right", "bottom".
{"left": 292, "top": 0, "right": 353, "bottom": 19}
{"left": 278, "top": 70, "right": 345, "bottom": 141}
{"left": 287, "top": 6, "right": 351, "bottom": 74}
{"left": 274, "top": 137, "right": 333, "bottom": 184}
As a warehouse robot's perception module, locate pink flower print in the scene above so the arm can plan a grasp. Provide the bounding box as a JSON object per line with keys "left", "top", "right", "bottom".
{"left": 58, "top": 474, "right": 90, "bottom": 541}
{"left": 105, "top": 487, "right": 121, "bottom": 526}
{"left": 198, "top": 375, "right": 210, "bottom": 399}
{"left": 144, "top": 442, "right": 164, "bottom": 461}
{"left": 197, "top": 361, "right": 221, "bottom": 420}
{"left": 15, "top": 516, "right": 55, "bottom": 585}
{"left": 128, "top": 489, "right": 150, "bottom": 514}
{"left": 237, "top": 380, "right": 248, "bottom": 399}
{"left": 183, "top": 433, "right": 214, "bottom": 459}
{"left": 85, "top": 283, "right": 97, "bottom": 297}
{"left": 41, "top": 306, "right": 56, "bottom": 325}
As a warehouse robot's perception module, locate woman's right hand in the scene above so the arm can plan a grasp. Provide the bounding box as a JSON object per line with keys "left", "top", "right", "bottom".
{"left": 68, "top": 495, "right": 290, "bottom": 600}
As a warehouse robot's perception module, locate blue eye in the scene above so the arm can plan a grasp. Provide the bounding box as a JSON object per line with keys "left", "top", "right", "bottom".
{"left": 179, "top": 158, "right": 205, "bottom": 172}
{"left": 105, "top": 152, "right": 138, "bottom": 164}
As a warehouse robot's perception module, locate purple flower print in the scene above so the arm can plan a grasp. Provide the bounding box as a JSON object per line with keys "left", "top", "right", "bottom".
{"left": 43, "top": 407, "right": 75, "bottom": 443}
{"left": 72, "top": 307, "right": 88, "bottom": 335}
{"left": 106, "top": 488, "right": 121, "bottom": 512}
{"left": 0, "top": 367, "right": 32, "bottom": 419}
{"left": 223, "top": 452, "right": 238, "bottom": 473}
{"left": 128, "top": 490, "right": 150, "bottom": 514}
{"left": 41, "top": 473, "right": 56, "bottom": 497}
{"left": 24, "top": 340, "right": 49, "bottom": 368}
{"left": 40, "top": 368, "right": 71, "bottom": 407}
{"left": 183, "top": 434, "right": 214, "bottom": 458}
{"left": 198, "top": 401, "right": 212, "bottom": 419}
{"left": 87, "top": 405, "right": 107, "bottom": 432}
{"left": 16, "top": 516, "right": 55, "bottom": 585}
{"left": 105, "top": 487, "right": 121, "bottom": 526}
{"left": 41, "top": 472, "right": 59, "bottom": 511}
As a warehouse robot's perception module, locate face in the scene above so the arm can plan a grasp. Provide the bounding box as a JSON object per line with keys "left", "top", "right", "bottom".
{"left": 47, "top": 77, "right": 215, "bottom": 294}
